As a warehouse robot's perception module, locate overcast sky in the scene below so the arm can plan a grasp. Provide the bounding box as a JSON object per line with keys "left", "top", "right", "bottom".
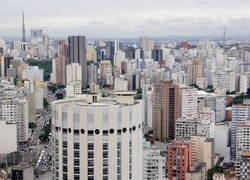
{"left": 1, "top": 0, "right": 250, "bottom": 38}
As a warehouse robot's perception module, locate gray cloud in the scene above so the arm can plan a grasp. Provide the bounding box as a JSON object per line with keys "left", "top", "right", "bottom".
{"left": 0, "top": 0, "right": 250, "bottom": 38}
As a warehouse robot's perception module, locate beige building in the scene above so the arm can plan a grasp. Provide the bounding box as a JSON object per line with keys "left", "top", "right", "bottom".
{"left": 153, "top": 81, "right": 179, "bottom": 141}
{"left": 51, "top": 92, "right": 142, "bottom": 180}
{"left": 190, "top": 135, "right": 214, "bottom": 169}
{"left": 86, "top": 46, "right": 97, "bottom": 62}
{"left": 189, "top": 59, "right": 204, "bottom": 85}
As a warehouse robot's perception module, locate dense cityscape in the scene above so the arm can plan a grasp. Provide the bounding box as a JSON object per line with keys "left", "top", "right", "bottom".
{"left": 1, "top": 1, "right": 250, "bottom": 179}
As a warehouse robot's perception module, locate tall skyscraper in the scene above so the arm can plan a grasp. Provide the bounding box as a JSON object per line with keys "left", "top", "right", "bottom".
{"left": 153, "top": 81, "right": 180, "bottom": 141}
{"left": 51, "top": 92, "right": 142, "bottom": 180}
{"left": 68, "top": 36, "right": 87, "bottom": 88}
{"left": 140, "top": 36, "right": 154, "bottom": 52}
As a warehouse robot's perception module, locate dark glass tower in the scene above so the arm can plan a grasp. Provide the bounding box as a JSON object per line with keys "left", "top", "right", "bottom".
{"left": 68, "top": 36, "right": 87, "bottom": 88}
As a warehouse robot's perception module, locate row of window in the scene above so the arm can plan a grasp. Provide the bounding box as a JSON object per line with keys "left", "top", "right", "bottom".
{"left": 55, "top": 124, "right": 141, "bottom": 135}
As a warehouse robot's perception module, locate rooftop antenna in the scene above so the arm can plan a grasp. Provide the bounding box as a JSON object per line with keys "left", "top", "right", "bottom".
{"left": 22, "top": 11, "right": 26, "bottom": 42}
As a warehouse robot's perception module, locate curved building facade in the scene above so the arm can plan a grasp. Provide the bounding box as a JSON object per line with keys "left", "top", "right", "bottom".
{"left": 51, "top": 92, "right": 142, "bottom": 180}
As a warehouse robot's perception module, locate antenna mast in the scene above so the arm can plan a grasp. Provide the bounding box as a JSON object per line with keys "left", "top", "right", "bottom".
{"left": 22, "top": 12, "right": 26, "bottom": 42}
{"left": 223, "top": 27, "right": 226, "bottom": 47}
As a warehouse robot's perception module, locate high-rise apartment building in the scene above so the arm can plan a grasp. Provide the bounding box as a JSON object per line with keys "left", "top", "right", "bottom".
{"left": 100, "top": 60, "right": 113, "bottom": 85}
{"left": 180, "top": 86, "right": 198, "bottom": 118}
{"left": 236, "top": 151, "right": 250, "bottom": 179}
{"left": 153, "top": 81, "right": 179, "bottom": 141}
{"left": 176, "top": 115, "right": 214, "bottom": 139}
{"left": 66, "top": 63, "right": 82, "bottom": 97}
{"left": 142, "top": 84, "right": 153, "bottom": 131}
{"left": 68, "top": 36, "right": 87, "bottom": 88}
{"left": 0, "top": 81, "right": 28, "bottom": 147}
{"left": 87, "top": 62, "right": 98, "bottom": 85}
{"left": 51, "top": 92, "right": 142, "bottom": 180}
{"left": 142, "top": 146, "right": 166, "bottom": 179}
{"left": 231, "top": 104, "right": 250, "bottom": 160}
{"left": 236, "top": 121, "right": 250, "bottom": 158}
{"left": 190, "top": 135, "right": 214, "bottom": 169}
{"left": 197, "top": 90, "right": 226, "bottom": 122}
{"left": 189, "top": 59, "right": 203, "bottom": 85}
{"left": 167, "top": 139, "right": 191, "bottom": 180}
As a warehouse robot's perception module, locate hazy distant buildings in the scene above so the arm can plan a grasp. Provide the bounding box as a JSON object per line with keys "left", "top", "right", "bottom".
{"left": 140, "top": 36, "right": 154, "bottom": 52}
{"left": 106, "top": 40, "right": 122, "bottom": 65}
{"left": 68, "top": 36, "right": 87, "bottom": 88}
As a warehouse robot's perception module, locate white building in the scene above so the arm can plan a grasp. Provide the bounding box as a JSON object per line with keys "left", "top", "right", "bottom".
{"left": 51, "top": 92, "right": 142, "bottom": 180}
{"left": 142, "top": 146, "right": 166, "bottom": 180}
{"left": 66, "top": 63, "right": 82, "bottom": 97}
{"left": 66, "top": 82, "right": 82, "bottom": 97}
{"left": 180, "top": 86, "right": 198, "bottom": 118}
{"left": 35, "top": 88, "right": 44, "bottom": 113}
{"left": 142, "top": 84, "right": 153, "bottom": 131}
{"left": 28, "top": 66, "right": 44, "bottom": 82}
{"left": 172, "top": 71, "right": 190, "bottom": 85}
{"left": 114, "top": 76, "right": 128, "bottom": 91}
{"left": 239, "top": 72, "right": 250, "bottom": 93}
{"left": 176, "top": 115, "right": 214, "bottom": 139}
{"left": 198, "top": 90, "right": 226, "bottom": 122}
{"left": 0, "top": 120, "right": 17, "bottom": 154}
{"left": 114, "top": 51, "right": 125, "bottom": 69}
{"left": 214, "top": 123, "right": 230, "bottom": 162}
{"left": 66, "top": 63, "right": 82, "bottom": 85}
{"left": 0, "top": 81, "right": 28, "bottom": 145}
{"left": 212, "top": 71, "right": 232, "bottom": 91}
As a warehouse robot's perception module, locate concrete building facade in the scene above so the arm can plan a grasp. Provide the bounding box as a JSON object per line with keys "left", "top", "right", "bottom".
{"left": 51, "top": 92, "right": 142, "bottom": 180}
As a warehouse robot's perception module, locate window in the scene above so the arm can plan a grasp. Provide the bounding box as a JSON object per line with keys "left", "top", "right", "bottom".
{"left": 88, "top": 160, "right": 94, "bottom": 167}
{"left": 117, "top": 142, "right": 121, "bottom": 149}
{"left": 103, "top": 143, "right": 108, "bottom": 150}
{"left": 88, "top": 168, "right": 94, "bottom": 175}
{"left": 103, "top": 167, "right": 108, "bottom": 175}
{"left": 74, "top": 143, "right": 80, "bottom": 150}
{"left": 103, "top": 151, "right": 108, "bottom": 158}
{"left": 74, "top": 151, "right": 80, "bottom": 158}
{"left": 63, "top": 141, "right": 67, "bottom": 148}
{"left": 88, "top": 143, "right": 94, "bottom": 150}
{"left": 101, "top": 159, "right": 108, "bottom": 169}
{"left": 74, "top": 159, "right": 80, "bottom": 166}
{"left": 88, "top": 152, "right": 94, "bottom": 158}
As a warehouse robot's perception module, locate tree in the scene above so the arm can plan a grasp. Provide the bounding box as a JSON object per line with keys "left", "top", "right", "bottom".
{"left": 48, "top": 85, "right": 57, "bottom": 93}
{"left": 43, "top": 98, "right": 49, "bottom": 108}
{"left": 29, "top": 122, "right": 37, "bottom": 129}
{"left": 56, "top": 93, "right": 64, "bottom": 100}
{"left": 42, "top": 124, "right": 51, "bottom": 135}
{"left": 39, "top": 134, "right": 49, "bottom": 142}
{"left": 136, "top": 88, "right": 142, "bottom": 94}
{"left": 57, "top": 84, "right": 65, "bottom": 89}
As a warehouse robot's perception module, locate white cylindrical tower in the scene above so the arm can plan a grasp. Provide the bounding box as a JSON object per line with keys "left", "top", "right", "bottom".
{"left": 51, "top": 92, "right": 142, "bottom": 180}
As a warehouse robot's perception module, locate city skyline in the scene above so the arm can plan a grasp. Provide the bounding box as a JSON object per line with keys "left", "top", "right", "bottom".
{"left": 0, "top": 0, "right": 250, "bottom": 38}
